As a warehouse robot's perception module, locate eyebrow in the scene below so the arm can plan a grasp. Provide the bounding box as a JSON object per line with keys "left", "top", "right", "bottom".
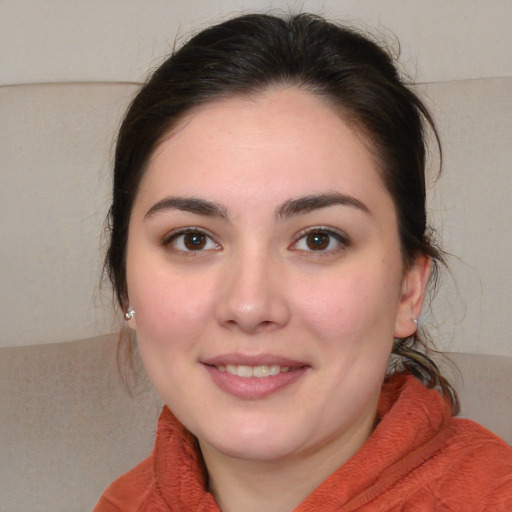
{"left": 144, "top": 197, "right": 229, "bottom": 220}
{"left": 144, "top": 192, "right": 369, "bottom": 222}
{"left": 276, "top": 192, "right": 370, "bottom": 219}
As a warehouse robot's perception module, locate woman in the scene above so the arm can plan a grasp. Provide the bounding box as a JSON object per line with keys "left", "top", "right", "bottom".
{"left": 95, "top": 13, "right": 512, "bottom": 511}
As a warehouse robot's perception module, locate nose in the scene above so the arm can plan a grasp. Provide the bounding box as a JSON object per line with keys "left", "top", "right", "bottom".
{"left": 215, "top": 249, "right": 291, "bottom": 334}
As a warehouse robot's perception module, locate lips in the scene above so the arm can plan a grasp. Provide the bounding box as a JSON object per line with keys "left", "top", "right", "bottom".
{"left": 201, "top": 354, "right": 309, "bottom": 399}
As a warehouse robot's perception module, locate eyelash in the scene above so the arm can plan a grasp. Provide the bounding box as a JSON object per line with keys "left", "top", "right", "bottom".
{"left": 161, "top": 226, "right": 350, "bottom": 256}
{"left": 291, "top": 227, "right": 350, "bottom": 254}
{"left": 162, "top": 228, "right": 220, "bottom": 255}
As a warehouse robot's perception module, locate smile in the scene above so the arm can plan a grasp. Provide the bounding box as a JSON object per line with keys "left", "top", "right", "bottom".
{"left": 202, "top": 358, "right": 308, "bottom": 399}
{"left": 216, "top": 364, "right": 292, "bottom": 378}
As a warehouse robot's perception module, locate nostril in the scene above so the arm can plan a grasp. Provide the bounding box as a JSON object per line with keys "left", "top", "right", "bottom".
{"left": 222, "top": 318, "right": 282, "bottom": 333}
{"left": 254, "top": 320, "right": 282, "bottom": 333}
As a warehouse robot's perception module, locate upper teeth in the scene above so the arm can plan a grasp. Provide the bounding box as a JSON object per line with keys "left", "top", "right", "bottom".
{"left": 217, "top": 364, "right": 291, "bottom": 378}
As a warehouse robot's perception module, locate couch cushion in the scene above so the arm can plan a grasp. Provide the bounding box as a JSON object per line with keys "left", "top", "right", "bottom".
{"left": 441, "top": 351, "right": 512, "bottom": 444}
{"left": 0, "top": 335, "right": 161, "bottom": 511}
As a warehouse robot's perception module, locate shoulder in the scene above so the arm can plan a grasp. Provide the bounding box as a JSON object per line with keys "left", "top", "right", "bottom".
{"left": 373, "top": 375, "right": 512, "bottom": 510}
{"left": 92, "top": 456, "right": 157, "bottom": 512}
{"left": 443, "top": 416, "right": 512, "bottom": 464}
{"left": 420, "top": 417, "right": 512, "bottom": 509}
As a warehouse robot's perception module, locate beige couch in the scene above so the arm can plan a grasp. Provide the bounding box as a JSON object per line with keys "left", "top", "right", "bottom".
{"left": 0, "top": 336, "right": 162, "bottom": 511}
{"left": 1, "top": 336, "right": 511, "bottom": 511}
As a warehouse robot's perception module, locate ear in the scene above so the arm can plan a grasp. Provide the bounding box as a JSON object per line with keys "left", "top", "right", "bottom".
{"left": 394, "top": 255, "right": 431, "bottom": 338}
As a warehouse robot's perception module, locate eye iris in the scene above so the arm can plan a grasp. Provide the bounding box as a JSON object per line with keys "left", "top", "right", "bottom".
{"left": 184, "top": 232, "right": 206, "bottom": 250}
{"left": 306, "top": 232, "right": 329, "bottom": 250}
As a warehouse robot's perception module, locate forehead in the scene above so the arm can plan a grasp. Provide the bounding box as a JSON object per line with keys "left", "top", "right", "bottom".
{"left": 138, "top": 87, "right": 390, "bottom": 213}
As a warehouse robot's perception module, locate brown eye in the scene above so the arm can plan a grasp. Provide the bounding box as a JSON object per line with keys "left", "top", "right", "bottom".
{"left": 165, "top": 229, "right": 219, "bottom": 253}
{"left": 292, "top": 228, "right": 349, "bottom": 253}
{"left": 306, "top": 232, "right": 330, "bottom": 250}
{"left": 183, "top": 232, "right": 207, "bottom": 250}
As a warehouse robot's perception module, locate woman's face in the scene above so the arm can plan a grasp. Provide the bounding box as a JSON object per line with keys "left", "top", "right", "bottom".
{"left": 125, "top": 88, "right": 427, "bottom": 463}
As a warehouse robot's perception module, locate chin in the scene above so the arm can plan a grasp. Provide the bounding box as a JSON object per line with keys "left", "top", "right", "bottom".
{"left": 209, "top": 439, "right": 296, "bottom": 462}
{"left": 197, "top": 421, "right": 302, "bottom": 462}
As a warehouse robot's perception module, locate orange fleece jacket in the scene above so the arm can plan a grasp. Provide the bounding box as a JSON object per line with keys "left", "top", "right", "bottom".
{"left": 94, "top": 374, "right": 512, "bottom": 511}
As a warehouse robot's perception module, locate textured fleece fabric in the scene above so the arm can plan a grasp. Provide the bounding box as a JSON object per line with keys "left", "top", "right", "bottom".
{"left": 94, "top": 374, "right": 512, "bottom": 511}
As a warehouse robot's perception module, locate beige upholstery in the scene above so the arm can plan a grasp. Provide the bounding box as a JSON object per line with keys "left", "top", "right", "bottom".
{"left": 1, "top": 337, "right": 510, "bottom": 511}
{"left": 0, "top": 336, "right": 162, "bottom": 512}
{"left": 1, "top": 83, "right": 138, "bottom": 348}
{"left": 439, "top": 353, "right": 512, "bottom": 444}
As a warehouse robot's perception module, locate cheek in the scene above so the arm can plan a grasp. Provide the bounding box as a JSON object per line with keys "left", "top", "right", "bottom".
{"left": 294, "top": 264, "right": 402, "bottom": 343}
{"left": 128, "top": 266, "right": 217, "bottom": 349}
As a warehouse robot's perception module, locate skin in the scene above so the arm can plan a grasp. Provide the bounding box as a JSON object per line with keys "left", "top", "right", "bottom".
{"left": 125, "top": 88, "right": 430, "bottom": 512}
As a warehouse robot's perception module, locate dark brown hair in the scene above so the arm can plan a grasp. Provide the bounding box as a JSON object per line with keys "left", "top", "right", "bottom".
{"left": 105, "top": 13, "right": 459, "bottom": 413}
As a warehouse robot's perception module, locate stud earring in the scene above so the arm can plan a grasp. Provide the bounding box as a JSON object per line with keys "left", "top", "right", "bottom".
{"left": 124, "top": 307, "right": 135, "bottom": 321}
{"left": 412, "top": 318, "right": 418, "bottom": 325}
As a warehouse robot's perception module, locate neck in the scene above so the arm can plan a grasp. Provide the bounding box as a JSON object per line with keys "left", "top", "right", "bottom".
{"left": 199, "top": 409, "right": 377, "bottom": 512}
